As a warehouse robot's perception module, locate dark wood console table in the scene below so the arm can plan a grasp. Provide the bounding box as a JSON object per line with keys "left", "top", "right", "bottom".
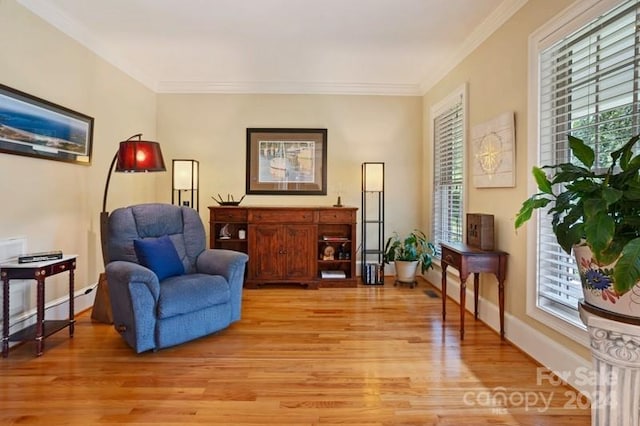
{"left": 440, "top": 242, "right": 507, "bottom": 340}
{"left": 209, "top": 206, "right": 357, "bottom": 288}
{"left": 1, "top": 255, "right": 77, "bottom": 357}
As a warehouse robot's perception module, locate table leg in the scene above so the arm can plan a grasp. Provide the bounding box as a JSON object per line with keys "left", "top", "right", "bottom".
{"left": 498, "top": 277, "right": 505, "bottom": 340}
{"left": 473, "top": 273, "right": 480, "bottom": 320}
{"left": 69, "top": 267, "right": 75, "bottom": 337}
{"left": 35, "top": 273, "right": 45, "bottom": 356}
{"left": 460, "top": 277, "right": 466, "bottom": 340}
{"left": 2, "top": 274, "right": 9, "bottom": 358}
{"left": 441, "top": 263, "right": 448, "bottom": 322}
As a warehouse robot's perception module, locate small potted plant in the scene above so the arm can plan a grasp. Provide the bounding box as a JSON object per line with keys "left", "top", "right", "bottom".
{"left": 383, "top": 229, "right": 435, "bottom": 286}
{"left": 515, "top": 134, "right": 640, "bottom": 316}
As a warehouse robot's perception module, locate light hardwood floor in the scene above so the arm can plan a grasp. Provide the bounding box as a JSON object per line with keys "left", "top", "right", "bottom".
{"left": 0, "top": 278, "right": 590, "bottom": 425}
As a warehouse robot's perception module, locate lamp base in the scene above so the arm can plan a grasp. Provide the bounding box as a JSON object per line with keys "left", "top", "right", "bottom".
{"left": 91, "top": 272, "right": 113, "bottom": 324}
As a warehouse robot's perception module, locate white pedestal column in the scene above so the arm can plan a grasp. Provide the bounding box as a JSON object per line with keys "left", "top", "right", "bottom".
{"left": 579, "top": 302, "right": 640, "bottom": 426}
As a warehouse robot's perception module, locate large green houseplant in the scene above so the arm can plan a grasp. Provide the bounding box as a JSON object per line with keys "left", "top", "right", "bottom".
{"left": 515, "top": 134, "right": 640, "bottom": 301}
{"left": 383, "top": 230, "right": 435, "bottom": 284}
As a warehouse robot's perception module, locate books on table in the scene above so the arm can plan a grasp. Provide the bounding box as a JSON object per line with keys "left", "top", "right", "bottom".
{"left": 18, "top": 250, "right": 63, "bottom": 264}
{"left": 320, "top": 270, "right": 346, "bottom": 279}
{"left": 322, "top": 236, "right": 348, "bottom": 242}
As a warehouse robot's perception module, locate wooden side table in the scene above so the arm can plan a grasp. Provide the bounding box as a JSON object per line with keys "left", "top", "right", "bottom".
{"left": 1, "top": 255, "right": 77, "bottom": 357}
{"left": 440, "top": 242, "right": 508, "bottom": 340}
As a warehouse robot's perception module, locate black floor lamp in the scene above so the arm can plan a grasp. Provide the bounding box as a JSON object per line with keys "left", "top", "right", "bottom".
{"left": 91, "top": 134, "right": 166, "bottom": 324}
{"left": 172, "top": 159, "right": 199, "bottom": 211}
{"left": 361, "top": 162, "right": 385, "bottom": 284}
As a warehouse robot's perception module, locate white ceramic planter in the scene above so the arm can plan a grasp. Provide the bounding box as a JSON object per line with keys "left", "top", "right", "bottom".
{"left": 574, "top": 244, "right": 640, "bottom": 317}
{"left": 394, "top": 260, "right": 419, "bottom": 283}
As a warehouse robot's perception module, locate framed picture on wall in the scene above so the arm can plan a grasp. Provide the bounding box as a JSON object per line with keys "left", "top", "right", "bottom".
{"left": 0, "top": 83, "right": 94, "bottom": 165}
{"left": 246, "top": 128, "right": 327, "bottom": 195}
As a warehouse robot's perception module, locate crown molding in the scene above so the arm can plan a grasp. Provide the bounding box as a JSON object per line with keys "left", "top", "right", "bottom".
{"left": 18, "top": 0, "right": 523, "bottom": 97}
{"left": 419, "top": 0, "right": 529, "bottom": 94}
{"left": 156, "top": 80, "right": 422, "bottom": 96}
{"left": 17, "top": 0, "right": 420, "bottom": 96}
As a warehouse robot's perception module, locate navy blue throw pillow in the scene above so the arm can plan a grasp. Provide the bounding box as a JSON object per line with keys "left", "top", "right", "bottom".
{"left": 133, "top": 235, "right": 185, "bottom": 281}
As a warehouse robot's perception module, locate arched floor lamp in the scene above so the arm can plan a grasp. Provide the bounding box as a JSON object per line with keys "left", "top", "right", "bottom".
{"left": 91, "top": 134, "right": 166, "bottom": 323}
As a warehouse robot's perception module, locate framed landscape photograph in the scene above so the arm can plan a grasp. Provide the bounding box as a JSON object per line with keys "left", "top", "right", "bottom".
{"left": 246, "top": 128, "right": 327, "bottom": 195}
{"left": 0, "top": 84, "right": 94, "bottom": 165}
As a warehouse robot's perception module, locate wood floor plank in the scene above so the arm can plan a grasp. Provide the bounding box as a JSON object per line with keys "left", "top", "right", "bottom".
{"left": 0, "top": 279, "right": 590, "bottom": 425}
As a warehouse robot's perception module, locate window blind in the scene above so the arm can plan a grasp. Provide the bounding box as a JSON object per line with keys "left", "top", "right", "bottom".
{"left": 433, "top": 97, "right": 464, "bottom": 257}
{"left": 536, "top": 0, "right": 640, "bottom": 323}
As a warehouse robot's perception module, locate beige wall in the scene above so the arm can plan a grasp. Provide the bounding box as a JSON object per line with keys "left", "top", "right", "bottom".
{"left": 422, "top": 0, "right": 590, "bottom": 360}
{"left": 156, "top": 93, "right": 423, "bottom": 244}
{"left": 0, "top": 0, "right": 159, "bottom": 307}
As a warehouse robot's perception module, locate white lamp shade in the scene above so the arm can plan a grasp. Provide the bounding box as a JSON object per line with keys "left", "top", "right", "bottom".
{"left": 173, "top": 160, "right": 198, "bottom": 190}
{"left": 364, "top": 163, "right": 384, "bottom": 192}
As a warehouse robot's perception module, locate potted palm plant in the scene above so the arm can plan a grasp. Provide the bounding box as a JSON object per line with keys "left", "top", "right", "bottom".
{"left": 383, "top": 229, "right": 435, "bottom": 287}
{"left": 515, "top": 134, "right": 640, "bottom": 316}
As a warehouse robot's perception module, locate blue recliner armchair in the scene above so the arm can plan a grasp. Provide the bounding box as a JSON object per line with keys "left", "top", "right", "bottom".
{"left": 105, "top": 203, "right": 248, "bottom": 353}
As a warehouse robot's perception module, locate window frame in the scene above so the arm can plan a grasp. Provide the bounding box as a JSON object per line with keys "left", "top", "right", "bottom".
{"left": 526, "top": 0, "right": 627, "bottom": 346}
{"left": 430, "top": 84, "right": 467, "bottom": 258}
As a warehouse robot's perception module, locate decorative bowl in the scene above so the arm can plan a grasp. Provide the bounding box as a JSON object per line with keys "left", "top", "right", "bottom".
{"left": 215, "top": 200, "right": 241, "bottom": 206}
{"left": 212, "top": 194, "right": 245, "bottom": 206}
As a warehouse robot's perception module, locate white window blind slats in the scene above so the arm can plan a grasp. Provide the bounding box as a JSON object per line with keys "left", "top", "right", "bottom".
{"left": 539, "top": 290, "right": 581, "bottom": 309}
{"left": 434, "top": 125, "right": 464, "bottom": 136}
{"left": 535, "top": 0, "right": 640, "bottom": 323}
{"left": 434, "top": 122, "right": 463, "bottom": 134}
{"left": 541, "top": 18, "right": 636, "bottom": 84}
{"left": 545, "top": 109, "right": 640, "bottom": 137}
{"left": 565, "top": 0, "right": 636, "bottom": 42}
{"left": 539, "top": 280, "right": 582, "bottom": 298}
{"left": 539, "top": 279, "right": 583, "bottom": 297}
{"left": 539, "top": 279, "right": 583, "bottom": 299}
{"left": 432, "top": 95, "right": 464, "bottom": 258}
{"left": 541, "top": 73, "right": 640, "bottom": 121}
{"left": 538, "top": 253, "right": 578, "bottom": 271}
{"left": 435, "top": 170, "right": 463, "bottom": 181}
{"left": 541, "top": 58, "right": 638, "bottom": 114}
{"left": 542, "top": 1, "right": 636, "bottom": 61}
{"left": 541, "top": 73, "right": 640, "bottom": 115}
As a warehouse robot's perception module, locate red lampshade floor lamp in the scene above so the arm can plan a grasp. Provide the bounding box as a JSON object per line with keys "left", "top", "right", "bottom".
{"left": 91, "top": 134, "right": 166, "bottom": 324}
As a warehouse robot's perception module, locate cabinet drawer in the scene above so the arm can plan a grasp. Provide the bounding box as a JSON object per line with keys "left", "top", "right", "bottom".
{"left": 213, "top": 208, "right": 247, "bottom": 222}
{"left": 319, "top": 209, "right": 353, "bottom": 223}
{"left": 441, "top": 248, "right": 462, "bottom": 268}
{"left": 249, "top": 209, "right": 314, "bottom": 223}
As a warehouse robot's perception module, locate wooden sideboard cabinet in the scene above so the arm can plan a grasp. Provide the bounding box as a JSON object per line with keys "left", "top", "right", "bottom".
{"left": 209, "top": 206, "right": 357, "bottom": 288}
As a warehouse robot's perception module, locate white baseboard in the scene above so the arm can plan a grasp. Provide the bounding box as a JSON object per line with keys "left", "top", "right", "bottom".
{"left": 6, "top": 283, "right": 97, "bottom": 346}
{"left": 48, "top": 284, "right": 96, "bottom": 317}
{"left": 425, "top": 267, "right": 593, "bottom": 396}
